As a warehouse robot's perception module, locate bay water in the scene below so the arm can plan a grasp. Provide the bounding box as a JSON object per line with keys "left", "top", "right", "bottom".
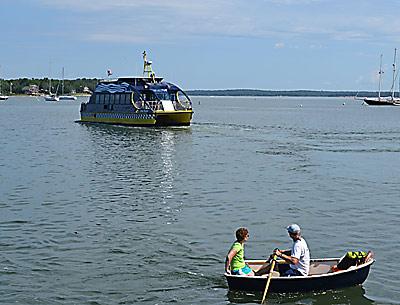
{"left": 0, "top": 96, "right": 399, "bottom": 304}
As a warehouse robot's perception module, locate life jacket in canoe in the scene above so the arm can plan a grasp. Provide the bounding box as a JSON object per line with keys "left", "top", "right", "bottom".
{"left": 336, "top": 251, "right": 368, "bottom": 270}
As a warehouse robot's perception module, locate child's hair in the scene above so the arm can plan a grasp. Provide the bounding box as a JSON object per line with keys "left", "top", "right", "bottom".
{"left": 235, "top": 227, "right": 249, "bottom": 242}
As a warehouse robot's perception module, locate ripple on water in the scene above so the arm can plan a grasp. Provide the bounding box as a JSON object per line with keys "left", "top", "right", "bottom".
{"left": 1, "top": 97, "right": 400, "bottom": 304}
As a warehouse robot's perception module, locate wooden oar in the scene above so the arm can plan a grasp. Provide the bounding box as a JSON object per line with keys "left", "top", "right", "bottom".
{"left": 261, "top": 254, "right": 277, "bottom": 304}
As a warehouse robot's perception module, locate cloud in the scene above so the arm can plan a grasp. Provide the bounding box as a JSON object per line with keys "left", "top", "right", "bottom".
{"left": 38, "top": 0, "right": 228, "bottom": 13}
{"left": 264, "top": 0, "right": 325, "bottom": 4}
{"left": 36, "top": 0, "right": 400, "bottom": 45}
{"left": 89, "top": 33, "right": 150, "bottom": 43}
{"left": 274, "top": 42, "right": 285, "bottom": 49}
{"left": 38, "top": 0, "right": 253, "bottom": 43}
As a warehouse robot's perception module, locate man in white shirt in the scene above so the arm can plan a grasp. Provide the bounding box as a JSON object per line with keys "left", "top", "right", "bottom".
{"left": 275, "top": 224, "right": 310, "bottom": 276}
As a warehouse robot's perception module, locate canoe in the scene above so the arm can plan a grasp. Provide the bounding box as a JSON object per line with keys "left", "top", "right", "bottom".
{"left": 225, "top": 257, "right": 374, "bottom": 293}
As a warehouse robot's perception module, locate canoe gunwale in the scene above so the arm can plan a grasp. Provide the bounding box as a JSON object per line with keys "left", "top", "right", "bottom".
{"left": 225, "top": 258, "right": 375, "bottom": 280}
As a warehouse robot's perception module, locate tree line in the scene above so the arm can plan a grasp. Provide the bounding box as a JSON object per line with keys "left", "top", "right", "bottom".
{"left": 0, "top": 78, "right": 387, "bottom": 97}
{"left": 0, "top": 78, "right": 99, "bottom": 95}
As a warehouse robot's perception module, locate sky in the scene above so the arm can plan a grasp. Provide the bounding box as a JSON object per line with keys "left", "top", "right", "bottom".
{"left": 2, "top": 0, "right": 400, "bottom": 90}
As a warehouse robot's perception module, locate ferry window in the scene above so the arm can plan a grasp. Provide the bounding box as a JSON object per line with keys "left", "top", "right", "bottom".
{"left": 134, "top": 93, "right": 143, "bottom": 106}
{"left": 95, "top": 94, "right": 100, "bottom": 104}
{"left": 126, "top": 93, "right": 132, "bottom": 104}
{"left": 176, "top": 91, "right": 191, "bottom": 109}
{"left": 100, "top": 94, "right": 105, "bottom": 104}
{"left": 115, "top": 94, "right": 120, "bottom": 105}
{"left": 144, "top": 91, "right": 154, "bottom": 101}
{"left": 104, "top": 94, "right": 110, "bottom": 104}
{"left": 170, "top": 92, "right": 176, "bottom": 101}
{"left": 109, "top": 94, "right": 114, "bottom": 104}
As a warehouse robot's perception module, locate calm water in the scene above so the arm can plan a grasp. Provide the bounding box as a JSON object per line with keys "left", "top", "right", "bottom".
{"left": 0, "top": 96, "right": 399, "bottom": 305}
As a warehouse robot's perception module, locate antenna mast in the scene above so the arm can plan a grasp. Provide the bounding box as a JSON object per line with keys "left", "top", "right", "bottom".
{"left": 142, "top": 51, "right": 155, "bottom": 82}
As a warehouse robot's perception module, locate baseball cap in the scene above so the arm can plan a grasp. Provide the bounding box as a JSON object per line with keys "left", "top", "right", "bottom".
{"left": 287, "top": 224, "right": 301, "bottom": 234}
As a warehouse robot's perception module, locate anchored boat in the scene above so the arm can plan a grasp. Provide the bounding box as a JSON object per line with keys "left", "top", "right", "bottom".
{"left": 363, "top": 50, "right": 400, "bottom": 106}
{"left": 0, "top": 66, "right": 8, "bottom": 101}
{"left": 225, "top": 257, "right": 374, "bottom": 293}
{"left": 44, "top": 63, "right": 60, "bottom": 102}
{"left": 59, "top": 67, "right": 77, "bottom": 101}
{"left": 79, "top": 51, "right": 193, "bottom": 126}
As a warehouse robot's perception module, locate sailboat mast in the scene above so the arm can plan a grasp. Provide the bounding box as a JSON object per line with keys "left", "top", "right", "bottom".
{"left": 49, "top": 60, "right": 52, "bottom": 95}
{"left": 378, "top": 54, "right": 383, "bottom": 101}
{"left": 391, "top": 48, "right": 397, "bottom": 99}
{"left": 62, "top": 67, "right": 65, "bottom": 95}
{"left": 0, "top": 65, "right": 2, "bottom": 95}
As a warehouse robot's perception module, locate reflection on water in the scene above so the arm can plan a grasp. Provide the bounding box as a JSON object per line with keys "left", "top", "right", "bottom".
{"left": 227, "top": 286, "right": 373, "bottom": 305}
{"left": 160, "top": 130, "right": 175, "bottom": 195}
{"left": 78, "top": 123, "right": 193, "bottom": 227}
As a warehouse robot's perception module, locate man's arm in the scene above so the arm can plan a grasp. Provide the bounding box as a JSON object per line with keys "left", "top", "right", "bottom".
{"left": 274, "top": 249, "right": 299, "bottom": 265}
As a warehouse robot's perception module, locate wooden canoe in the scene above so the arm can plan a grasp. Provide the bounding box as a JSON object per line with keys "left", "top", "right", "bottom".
{"left": 225, "top": 258, "right": 374, "bottom": 293}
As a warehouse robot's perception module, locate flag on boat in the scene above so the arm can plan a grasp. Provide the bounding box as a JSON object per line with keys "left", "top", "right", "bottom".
{"left": 107, "top": 69, "right": 112, "bottom": 76}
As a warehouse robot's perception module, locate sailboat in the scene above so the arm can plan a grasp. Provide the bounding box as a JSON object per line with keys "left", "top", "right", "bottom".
{"left": 363, "top": 49, "right": 400, "bottom": 106}
{"left": 59, "top": 67, "right": 77, "bottom": 101}
{"left": 0, "top": 65, "right": 9, "bottom": 101}
{"left": 44, "top": 80, "right": 59, "bottom": 102}
{"left": 44, "top": 62, "right": 59, "bottom": 102}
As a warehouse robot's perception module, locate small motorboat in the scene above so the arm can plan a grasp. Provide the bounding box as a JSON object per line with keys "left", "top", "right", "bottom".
{"left": 225, "top": 257, "right": 374, "bottom": 293}
{"left": 59, "top": 95, "right": 77, "bottom": 101}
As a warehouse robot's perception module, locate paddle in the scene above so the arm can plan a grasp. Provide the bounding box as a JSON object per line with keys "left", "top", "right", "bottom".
{"left": 261, "top": 254, "right": 277, "bottom": 304}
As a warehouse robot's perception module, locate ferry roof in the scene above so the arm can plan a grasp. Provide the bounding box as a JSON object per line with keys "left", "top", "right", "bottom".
{"left": 100, "top": 76, "right": 164, "bottom": 83}
{"left": 94, "top": 79, "right": 183, "bottom": 94}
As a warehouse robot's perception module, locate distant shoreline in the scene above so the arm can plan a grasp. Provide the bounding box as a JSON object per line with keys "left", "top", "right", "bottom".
{"left": 9, "top": 93, "right": 91, "bottom": 97}
{"left": 5, "top": 90, "right": 383, "bottom": 99}
{"left": 186, "top": 89, "right": 384, "bottom": 98}
{"left": 0, "top": 77, "right": 386, "bottom": 97}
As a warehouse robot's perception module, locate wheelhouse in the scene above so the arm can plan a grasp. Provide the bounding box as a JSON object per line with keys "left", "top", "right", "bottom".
{"left": 86, "top": 77, "right": 192, "bottom": 113}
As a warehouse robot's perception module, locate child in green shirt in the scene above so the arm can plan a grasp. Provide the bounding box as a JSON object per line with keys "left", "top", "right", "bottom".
{"left": 225, "top": 227, "right": 254, "bottom": 276}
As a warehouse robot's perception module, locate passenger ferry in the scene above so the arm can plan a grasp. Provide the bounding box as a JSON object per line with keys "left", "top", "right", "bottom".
{"left": 79, "top": 52, "right": 193, "bottom": 126}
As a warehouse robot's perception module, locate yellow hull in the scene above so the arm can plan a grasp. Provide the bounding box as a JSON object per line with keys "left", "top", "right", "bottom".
{"left": 79, "top": 110, "right": 193, "bottom": 126}
{"left": 154, "top": 110, "right": 193, "bottom": 126}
